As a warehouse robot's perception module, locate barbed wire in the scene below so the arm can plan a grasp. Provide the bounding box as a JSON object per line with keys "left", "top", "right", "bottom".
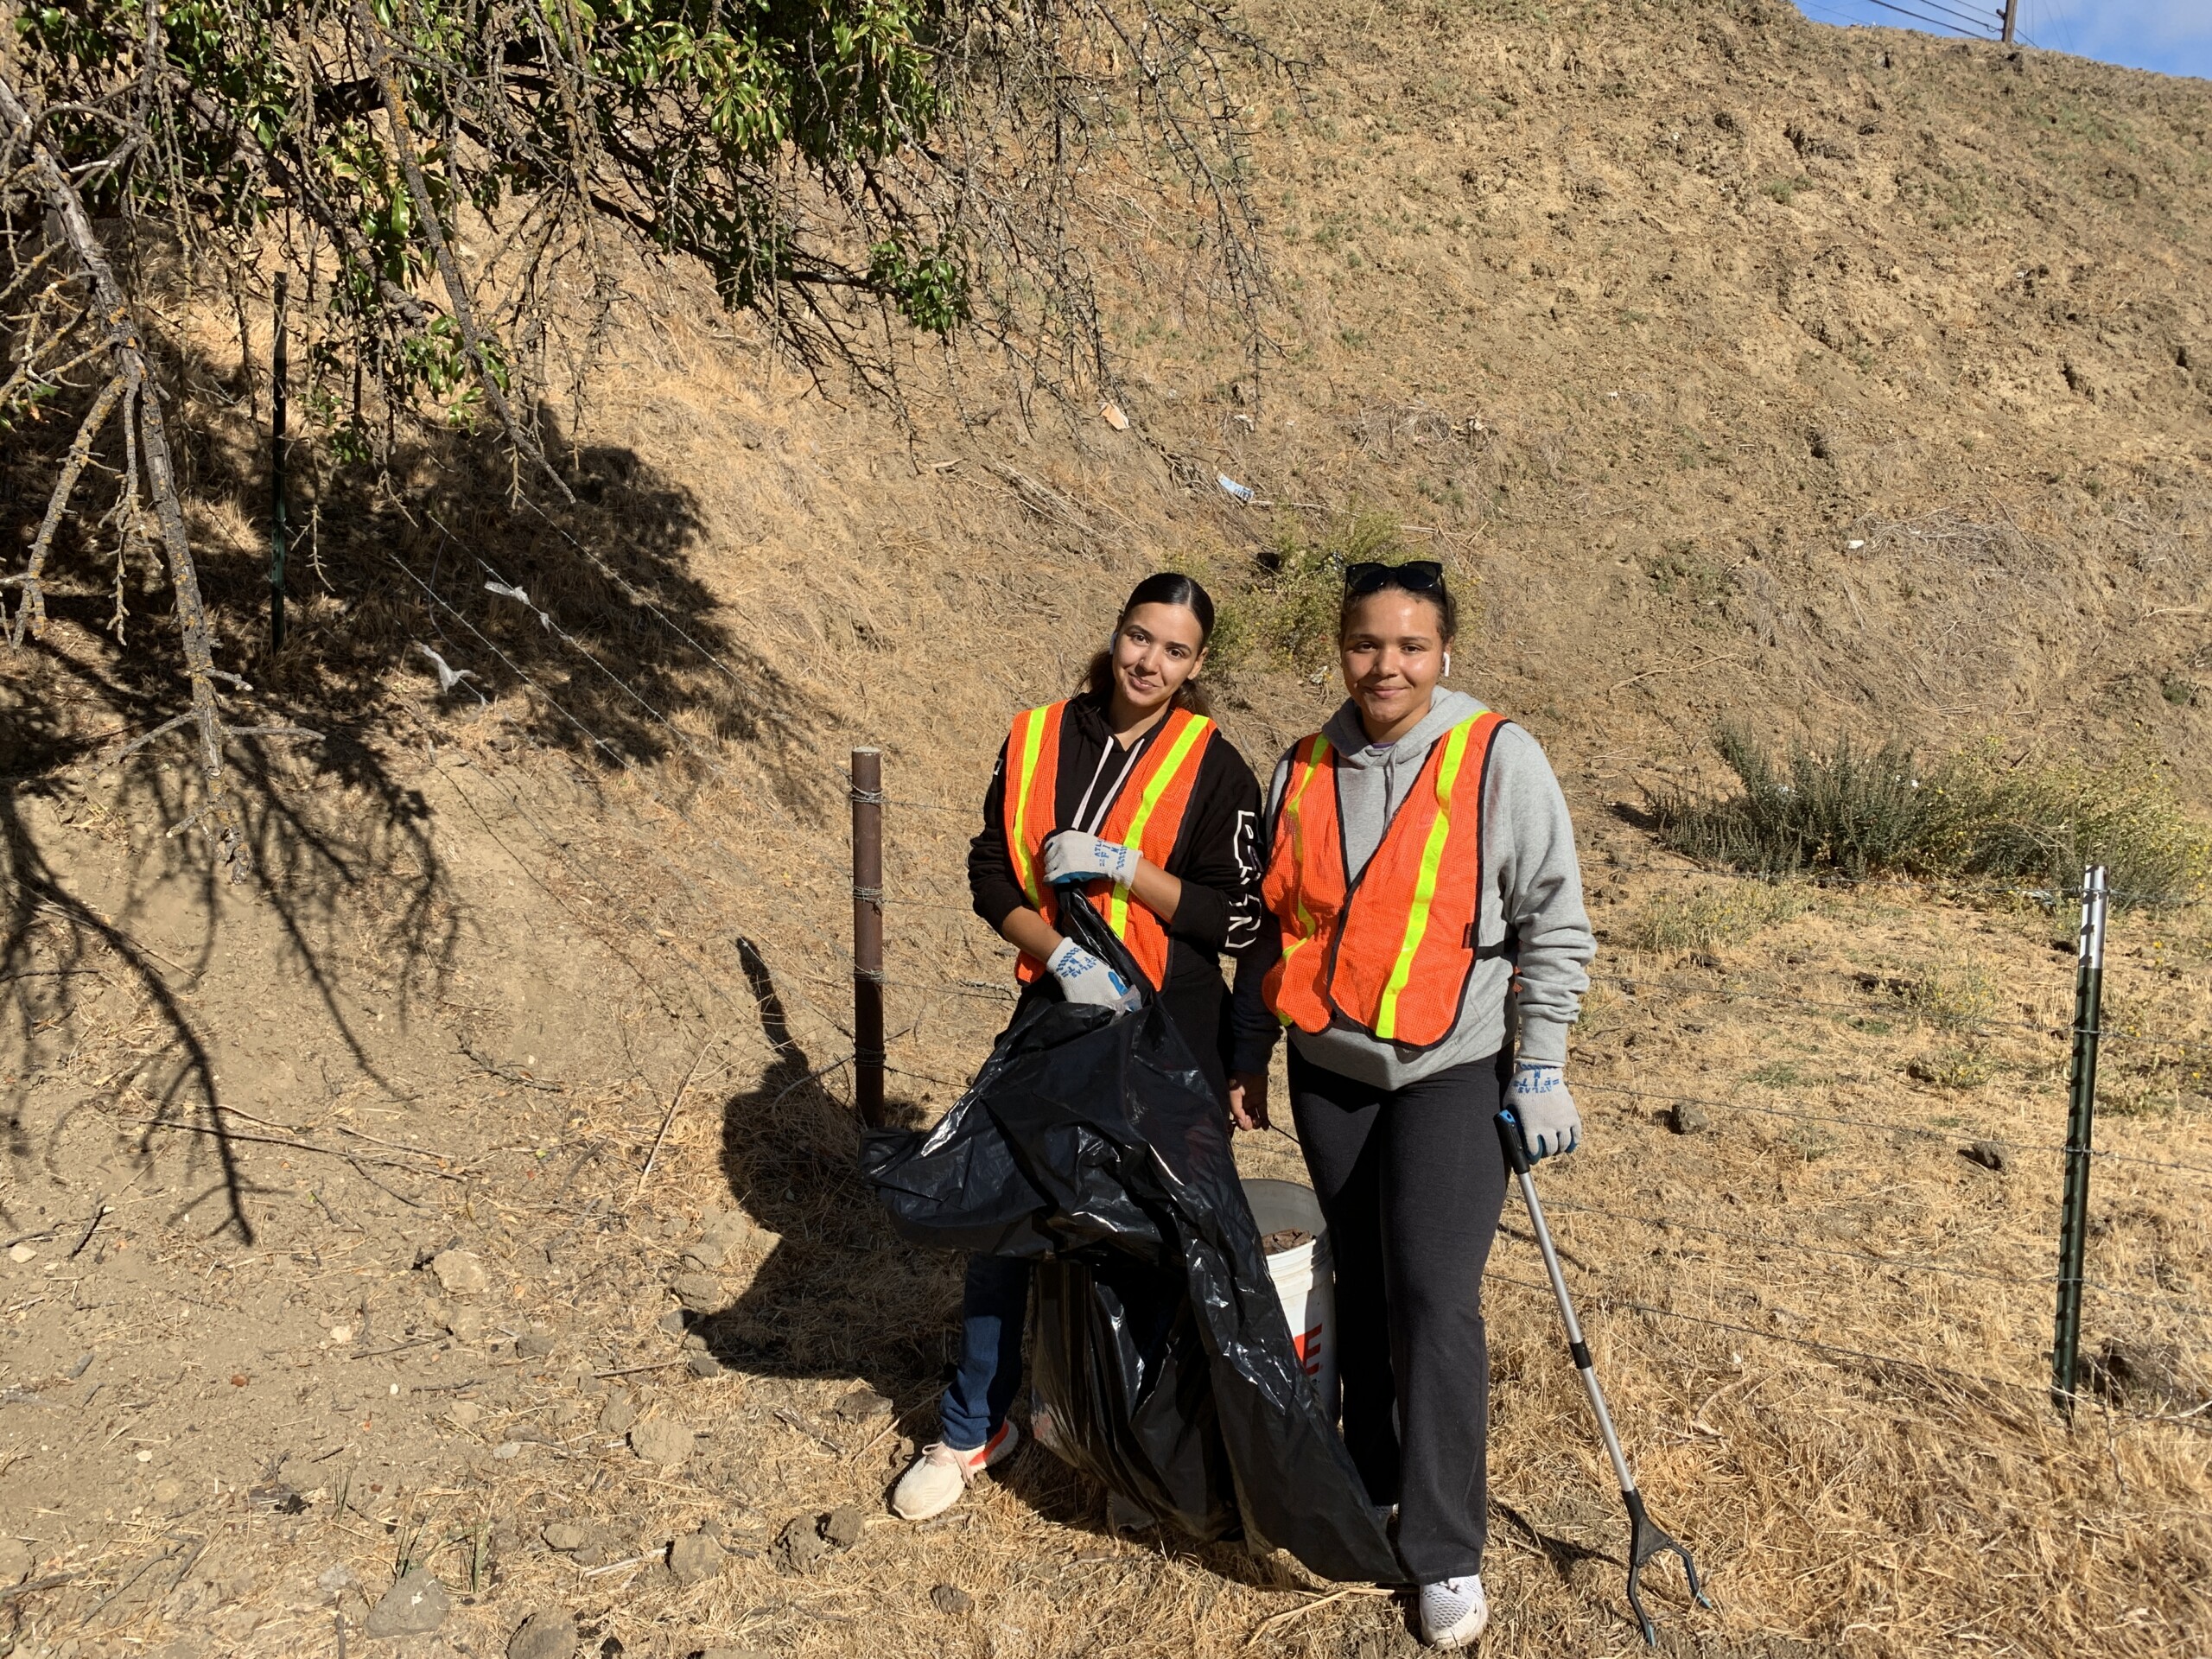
{"left": 1576, "top": 1079, "right": 2212, "bottom": 1183}
{"left": 382, "top": 553, "right": 915, "bottom": 1062}
{"left": 433, "top": 513, "right": 738, "bottom": 789}
{"left": 1588, "top": 859, "right": 2199, "bottom": 910}
{"left": 1541, "top": 1198, "right": 2211, "bottom": 1320}
{"left": 1485, "top": 1269, "right": 2209, "bottom": 1435}
{"left": 1589, "top": 970, "right": 2069, "bottom": 1041}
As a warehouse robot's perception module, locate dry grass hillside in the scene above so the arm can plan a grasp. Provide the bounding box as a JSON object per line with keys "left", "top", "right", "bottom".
{"left": 3, "top": 3, "right": 2211, "bottom": 1657}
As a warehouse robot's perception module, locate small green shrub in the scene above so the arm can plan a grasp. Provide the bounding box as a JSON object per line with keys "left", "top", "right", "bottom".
{"left": 1217, "top": 510, "right": 1411, "bottom": 672}
{"left": 1898, "top": 957, "right": 1999, "bottom": 1031}
{"left": 1651, "top": 727, "right": 2211, "bottom": 907}
{"left": 1907, "top": 1047, "right": 1991, "bottom": 1089}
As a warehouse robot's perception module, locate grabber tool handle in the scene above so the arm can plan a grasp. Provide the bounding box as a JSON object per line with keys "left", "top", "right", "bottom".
{"left": 1496, "top": 1109, "right": 1712, "bottom": 1646}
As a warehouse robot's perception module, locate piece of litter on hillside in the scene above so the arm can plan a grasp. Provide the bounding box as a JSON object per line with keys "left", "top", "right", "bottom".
{"left": 413, "top": 643, "right": 481, "bottom": 699}
{"left": 1846, "top": 539, "right": 1866, "bottom": 550}
{"left": 1216, "top": 474, "right": 1255, "bottom": 504}
{"left": 1100, "top": 401, "right": 1129, "bottom": 431}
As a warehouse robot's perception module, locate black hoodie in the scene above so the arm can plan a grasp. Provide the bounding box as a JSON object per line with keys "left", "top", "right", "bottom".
{"left": 968, "top": 692, "right": 1264, "bottom": 986}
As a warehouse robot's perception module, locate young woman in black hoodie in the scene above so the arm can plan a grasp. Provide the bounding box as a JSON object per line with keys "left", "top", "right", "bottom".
{"left": 889, "top": 572, "right": 1263, "bottom": 1521}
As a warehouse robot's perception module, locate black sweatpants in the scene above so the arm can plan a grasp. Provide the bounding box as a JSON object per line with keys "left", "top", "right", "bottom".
{"left": 1288, "top": 1047, "right": 1508, "bottom": 1583}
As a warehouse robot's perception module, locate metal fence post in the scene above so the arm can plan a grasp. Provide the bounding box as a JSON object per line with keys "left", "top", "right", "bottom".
{"left": 269, "top": 270, "right": 289, "bottom": 655}
{"left": 2051, "top": 862, "right": 2107, "bottom": 1417}
{"left": 851, "top": 747, "right": 886, "bottom": 1128}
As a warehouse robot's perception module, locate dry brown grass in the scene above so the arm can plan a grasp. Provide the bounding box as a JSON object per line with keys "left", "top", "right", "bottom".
{"left": 9, "top": 2, "right": 2212, "bottom": 1655}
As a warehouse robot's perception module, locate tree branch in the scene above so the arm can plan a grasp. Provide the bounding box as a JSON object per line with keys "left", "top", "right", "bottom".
{"left": 0, "top": 68, "right": 248, "bottom": 877}
{"left": 357, "top": 3, "right": 569, "bottom": 502}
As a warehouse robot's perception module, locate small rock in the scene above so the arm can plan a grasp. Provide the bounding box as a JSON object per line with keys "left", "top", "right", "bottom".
{"left": 599, "top": 1393, "right": 639, "bottom": 1435}
{"left": 7, "top": 1244, "right": 34, "bottom": 1264}
{"left": 687, "top": 1351, "right": 726, "bottom": 1379}
{"left": 819, "top": 1504, "right": 865, "bottom": 1551}
{"left": 445, "top": 1306, "right": 487, "bottom": 1341}
{"left": 1666, "top": 1102, "right": 1709, "bottom": 1135}
{"left": 543, "top": 1522, "right": 591, "bottom": 1553}
{"left": 517, "top": 1329, "right": 557, "bottom": 1360}
{"left": 0, "top": 1537, "right": 30, "bottom": 1585}
{"left": 508, "top": 1605, "right": 579, "bottom": 1659}
{"left": 930, "top": 1583, "right": 974, "bottom": 1616}
{"left": 493, "top": 1441, "right": 524, "bottom": 1460}
{"left": 316, "top": 1561, "right": 359, "bottom": 1596}
{"left": 448, "top": 1400, "right": 483, "bottom": 1427}
{"left": 831, "top": 1386, "right": 893, "bottom": 1421}
{"left": 671, "top": 1273, "right": 722, "bottom": 1313}
{"left": 552, "top": 1400, "right": 588, "bottom": 1427}
{"left": 667, "top": 1529, "right": 722, "bottom": 1587}
{"left": 629, "top": 1419, "right": 693, "bottom": 1466}
{"left": 772, "top": 1516, "right": 828, "bottom": 1574}
{"left": 365, "top": 1568, "right": 450, "bottom": 1637}
{"left": 576, "top": 1371, "right": 607, "bottom": 1396}
{"left": 431, "top": 1249, "right": 489, "bottom": 1297}
{"left": 656, "top": 1309, "right": 689, "bottom": 1338}
{"left": 1960, "top": 1141, "right": 2008, "bottom": 1173}
{"left": 682, "top": 1242, "right": 728, "bottom": 1272}
{"left": 151, "top": 1478, "right": 184, "bottom": 1504}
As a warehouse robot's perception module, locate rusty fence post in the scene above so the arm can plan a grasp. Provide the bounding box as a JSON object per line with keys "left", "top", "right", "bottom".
{"left": 851, "top": 747, "right": 886, "bottom": 1128}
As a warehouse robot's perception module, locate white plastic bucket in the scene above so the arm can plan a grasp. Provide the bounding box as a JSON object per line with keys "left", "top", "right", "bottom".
{"left": 1241, "top": 1178, "right": 1338, "bottom": 1427}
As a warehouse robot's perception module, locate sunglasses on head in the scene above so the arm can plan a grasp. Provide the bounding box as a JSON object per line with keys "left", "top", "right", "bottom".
{"left": 1343, "top": 559, "right": 1446, "bottom": 598}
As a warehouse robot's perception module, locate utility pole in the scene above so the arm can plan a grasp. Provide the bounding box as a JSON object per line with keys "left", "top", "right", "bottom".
{"left": 1999, "top": 0, "right": 2018, "bottom": 43}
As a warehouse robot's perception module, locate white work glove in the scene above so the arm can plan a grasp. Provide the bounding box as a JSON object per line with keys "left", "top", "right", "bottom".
{"left": 1043, "top": 830, "right": 1141, "bottom": 888}
{"left": 1510, "top": 1062, "right": 1581, "bottom": 1161}
{"left": 1046, "top": 938, "right": 1142, "bottom": 1014}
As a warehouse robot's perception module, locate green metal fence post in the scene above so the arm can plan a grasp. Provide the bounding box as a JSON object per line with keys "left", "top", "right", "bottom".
{"left": 2050, "top": 862, "right": 2107, "bottom": 1418}
{"left": 270, "top": 270, "right": 289, "bottom": 655}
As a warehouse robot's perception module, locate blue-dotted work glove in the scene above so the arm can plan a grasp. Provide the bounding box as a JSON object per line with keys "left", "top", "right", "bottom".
{"left": 1046, "top": 938, "right": 1142, "bottom": 1014}
{"left": 1043, "top": 830, "right": 1141, "bottom": 888}
{"left": 1510, "top": 1062, "right": 1581, "bottom": 1161}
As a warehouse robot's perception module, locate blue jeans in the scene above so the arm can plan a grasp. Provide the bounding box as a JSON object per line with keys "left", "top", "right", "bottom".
{"left": 940, "top": 1253, "right": 1033, "bottom": 1450}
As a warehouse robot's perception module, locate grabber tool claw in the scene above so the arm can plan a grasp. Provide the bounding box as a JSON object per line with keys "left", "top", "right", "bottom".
{"left": 1497, "top": 1107, "right": 1713, "bottom": 1646}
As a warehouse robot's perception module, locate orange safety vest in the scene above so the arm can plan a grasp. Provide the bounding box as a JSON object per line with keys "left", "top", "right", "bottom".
{"left": 1262, "top": 709, "right": 1509, "bottom": 1050}
{"left": 1001, "top": 700, "right": 1217, "bottom": 991}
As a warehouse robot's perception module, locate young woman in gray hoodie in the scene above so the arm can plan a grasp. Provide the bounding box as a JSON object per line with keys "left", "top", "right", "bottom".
{"left": 1229, "top": 560, "right": 1593, "bottom": 1649}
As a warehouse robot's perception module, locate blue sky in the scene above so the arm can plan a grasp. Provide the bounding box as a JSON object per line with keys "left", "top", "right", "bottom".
{"left": 1792, "top": 0, "right": 2212, "bottom": 80}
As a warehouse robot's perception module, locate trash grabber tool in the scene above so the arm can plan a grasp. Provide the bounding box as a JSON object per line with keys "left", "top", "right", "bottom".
{"left": 1497, "top": 1106, "right": 1710, "bottom": 1646}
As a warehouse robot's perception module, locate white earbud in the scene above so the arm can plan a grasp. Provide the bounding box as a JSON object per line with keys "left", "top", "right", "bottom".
{"left": 1442, "top": 651, "right": 1452, "bottom": 677}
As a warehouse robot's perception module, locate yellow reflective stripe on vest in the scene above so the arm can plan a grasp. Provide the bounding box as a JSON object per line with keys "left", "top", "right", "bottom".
{"left": 1373, "top": 716, "right": 1480, "bottom": 1041}
{"left": 1009, "top": 707, "right": 1051, "bottom": 909}
{"left": 1106, "top": 716, "right": 1211, "bottom": 940}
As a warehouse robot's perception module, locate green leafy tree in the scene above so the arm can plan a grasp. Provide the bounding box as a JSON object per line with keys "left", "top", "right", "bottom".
{"left": 1, "top": 0, "right": 1272, "bottom": 870}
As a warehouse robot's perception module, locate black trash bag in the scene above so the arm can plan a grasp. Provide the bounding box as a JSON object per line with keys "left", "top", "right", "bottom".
{"left": 861, "top": 894, "right": 1400, "bottom": 1584}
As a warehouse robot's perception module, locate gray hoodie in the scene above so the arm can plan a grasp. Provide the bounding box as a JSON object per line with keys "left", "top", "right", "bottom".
{"left": 1229, "top": 690, "right": 1593, "bottom": 1088}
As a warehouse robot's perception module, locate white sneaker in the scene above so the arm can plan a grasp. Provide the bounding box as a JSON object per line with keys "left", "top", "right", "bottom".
{"left": 1418, "top": 1575, "right": 1489, "bottom": 1649}
{"left": 890, "top": 1420, "right": 1020, "bottom": 1521}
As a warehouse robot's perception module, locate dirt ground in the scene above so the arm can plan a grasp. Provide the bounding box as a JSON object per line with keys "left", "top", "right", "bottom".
{"left": 6, "top": 0, "right": 2212, "bottom": 1655}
